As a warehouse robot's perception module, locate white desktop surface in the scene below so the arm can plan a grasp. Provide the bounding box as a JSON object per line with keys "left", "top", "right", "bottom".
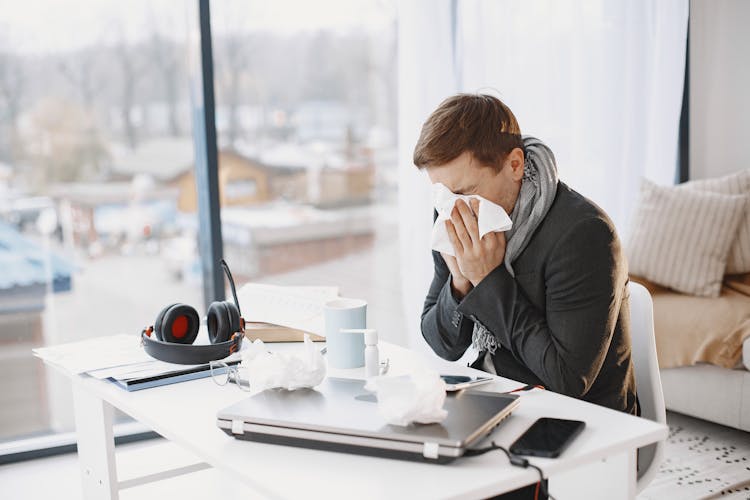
{"left": 49, "top": 341, "right": 666, "bottom": 500}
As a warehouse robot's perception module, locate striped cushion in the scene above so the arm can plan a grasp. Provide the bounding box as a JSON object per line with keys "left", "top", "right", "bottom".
{"left": 627, "top": 179, "right": 748, "bottom": 297}
{"left": 679, "top": 169, "right": 750, "bottom": 274}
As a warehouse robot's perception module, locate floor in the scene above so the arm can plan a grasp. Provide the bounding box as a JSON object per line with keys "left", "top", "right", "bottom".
{"left": 1, "top": 411, "right": 748, "bottom": 500}
{"left": 639, "top": 412, "right": 750, "bottom": 499}
{"left": 0, "top": 437, "right": 259, "bottom": 499}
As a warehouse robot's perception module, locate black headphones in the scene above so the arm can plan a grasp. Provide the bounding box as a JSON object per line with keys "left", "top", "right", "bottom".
{"left": 141, "top": 260, "right": 245, "bottom": 364}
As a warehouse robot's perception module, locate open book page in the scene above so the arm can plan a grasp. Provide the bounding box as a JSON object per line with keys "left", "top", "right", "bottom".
{"left": 237, "top": 284, "right": 340, "bottom": 337}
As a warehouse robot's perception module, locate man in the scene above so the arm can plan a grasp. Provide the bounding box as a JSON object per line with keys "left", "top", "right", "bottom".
{"left": 416, "top": 93, "right": 638, "bottom": 416}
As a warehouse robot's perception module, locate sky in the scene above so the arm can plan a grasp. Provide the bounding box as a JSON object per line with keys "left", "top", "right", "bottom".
{"left": 0, "top": 0, "right": 395, "bottom": 55}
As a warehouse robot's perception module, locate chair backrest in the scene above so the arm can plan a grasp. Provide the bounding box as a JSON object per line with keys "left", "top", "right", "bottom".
{"left": 628, "top": 281, "right": 667, "bottom": 493}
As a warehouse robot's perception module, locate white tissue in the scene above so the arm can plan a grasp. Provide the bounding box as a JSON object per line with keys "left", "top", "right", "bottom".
{"left": 430, "top": 182, "right": 513, "bottom": 256}
{"left": 364, "top": 370, "right": 448, "bottom": 426}
{"left": 240, "top": 334, "right": 326, "bottom": 393}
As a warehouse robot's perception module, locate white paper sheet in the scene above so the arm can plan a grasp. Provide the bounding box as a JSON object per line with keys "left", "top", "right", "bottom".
{"left": 237, "top": 284, "right": 339, "bottom": 337}
{"left": 34, "top": 333, "right": 246, "bottom": 382}
{"left": 33, "top": 334, "right": 152, "bottom": 374}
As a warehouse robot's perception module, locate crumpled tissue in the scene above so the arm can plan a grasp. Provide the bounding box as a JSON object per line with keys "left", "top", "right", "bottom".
{"left": 430, "top": 182, "right": 513, "bottom": 256}
{"left": 365, "top": 370, "right": 448, "bottom": 426}
{"left": 240, "top": 334, "right": 326, "bottom": 393}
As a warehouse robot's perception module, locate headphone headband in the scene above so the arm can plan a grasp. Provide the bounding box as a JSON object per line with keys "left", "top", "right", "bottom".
{"left": 221, "top": 258, "right": 242, "bottom": 317}
{"left": 141, "top": 329, "right": 243, "bottom": 365}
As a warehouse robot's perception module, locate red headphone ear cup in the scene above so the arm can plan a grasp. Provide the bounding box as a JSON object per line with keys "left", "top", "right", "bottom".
{"left": 153, "top": 303, "right": 180, "bottom": 341}
{"left": 160, "top": 304, "right": 200, "bottom": 344}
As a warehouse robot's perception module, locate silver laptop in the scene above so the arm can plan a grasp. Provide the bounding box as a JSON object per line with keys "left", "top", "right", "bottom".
{"left": 216, "top": 377, "right": 519, "bottom": 463}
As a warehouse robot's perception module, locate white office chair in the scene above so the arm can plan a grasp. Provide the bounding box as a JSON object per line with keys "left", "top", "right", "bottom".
{"left": 628, "top": 281, "right": 667, "bottom": 493}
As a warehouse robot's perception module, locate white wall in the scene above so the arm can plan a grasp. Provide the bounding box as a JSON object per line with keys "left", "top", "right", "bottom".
{"left": 690, "top": 0, "right": 750, "bottom": 180}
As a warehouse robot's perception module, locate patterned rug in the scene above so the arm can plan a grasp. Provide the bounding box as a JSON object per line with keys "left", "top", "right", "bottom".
{"left": 639, "top": 411, "right": 750, "bottom": 499}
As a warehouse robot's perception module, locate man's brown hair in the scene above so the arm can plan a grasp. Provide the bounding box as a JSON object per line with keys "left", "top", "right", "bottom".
{"left": 413, "top": 93, "right": 523, "bottom": 170}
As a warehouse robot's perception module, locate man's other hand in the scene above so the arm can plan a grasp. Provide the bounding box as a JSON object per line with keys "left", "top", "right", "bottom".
{"left": 445, "top": 198, "right": 506, "bottom": 287}
{"left": 440, "top": 252, "right": 473, "bottom": 299}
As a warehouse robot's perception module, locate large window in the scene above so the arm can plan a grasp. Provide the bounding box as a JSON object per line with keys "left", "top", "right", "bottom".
{"left": 0, "top": 0, "right": 399, "bottom": 450}
{"left": 0, "top": 1, "right": 201, "bottom": 446}
{"left": 207, "top": 2, "right": 402, "bottom": 338}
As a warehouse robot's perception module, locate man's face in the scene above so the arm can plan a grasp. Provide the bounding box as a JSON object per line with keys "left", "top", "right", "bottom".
{"left": 426, "top": 150, "right": 524, "bottom": 214}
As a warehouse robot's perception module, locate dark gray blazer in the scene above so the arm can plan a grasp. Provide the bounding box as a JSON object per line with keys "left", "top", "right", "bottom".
{"left": 421, "top": 182, "right": 638, "bottom": 415}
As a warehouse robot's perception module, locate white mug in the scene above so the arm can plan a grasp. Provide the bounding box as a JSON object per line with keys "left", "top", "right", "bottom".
{"left": 324, "top": 298, "right": 367, "bottom": 368}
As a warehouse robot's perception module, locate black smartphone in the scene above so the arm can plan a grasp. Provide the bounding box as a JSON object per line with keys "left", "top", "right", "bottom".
{"left": 439, "top": 374, "right": 493, "bottom": 391}
{"left": 509, "top": 417, "right": 585, "bottom": 458}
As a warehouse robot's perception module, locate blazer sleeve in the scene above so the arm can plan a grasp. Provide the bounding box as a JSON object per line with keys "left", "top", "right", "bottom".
{"left": 455, "top": 216, "right": 627, "bottom": 397}
{"left": 420, "top": 249, "right": 475, "bottom": 361}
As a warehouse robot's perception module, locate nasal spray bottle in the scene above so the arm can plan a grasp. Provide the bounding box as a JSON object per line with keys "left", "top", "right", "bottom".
{"left": 363, "top": 329, "right": 379, "bottom": 378}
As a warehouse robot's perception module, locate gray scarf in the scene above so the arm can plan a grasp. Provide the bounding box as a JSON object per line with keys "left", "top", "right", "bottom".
{"left": 471, "top": 136, "right": 559, "bottom": 355}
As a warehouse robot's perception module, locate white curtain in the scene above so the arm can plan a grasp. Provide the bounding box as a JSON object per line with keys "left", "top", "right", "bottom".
{"left": 397, "top": 0, "right": 458, "bottom": 353}
{"left": 397, "top": 0, "right": 689, "bottom": 350}
{"left": 457, "top": 0, "right": 688, "bottom": 234}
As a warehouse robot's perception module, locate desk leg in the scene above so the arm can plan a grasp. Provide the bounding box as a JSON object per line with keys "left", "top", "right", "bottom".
{"left": 73, "top": 383, "right": 119, "bottom": 500}
{"left": 550, "top": 449, "right": 636, "bottom": 500}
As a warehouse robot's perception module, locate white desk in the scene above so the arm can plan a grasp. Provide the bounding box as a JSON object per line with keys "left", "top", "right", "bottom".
{"left": 47, "top": 341, "right": 666, "bottom": 500}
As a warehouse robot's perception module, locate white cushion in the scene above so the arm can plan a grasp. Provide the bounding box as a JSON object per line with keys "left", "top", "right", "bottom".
{"left": 680, "top": 169, "right": 750, "bottom": 274}
{"left": 627, "top": 179, "right": 748, "bottom": 297}
{"left": 661, "top": 364, "right": 750, "bottom": 432}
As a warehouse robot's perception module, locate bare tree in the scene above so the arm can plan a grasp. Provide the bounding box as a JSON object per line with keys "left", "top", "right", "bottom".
{"left": 58, "top": 50, "right": 99, "bottom": 111}
{"left": 0, "top": 50, "right": 25, "bottom": 162}
{"left": 150, "top": 32, "right": 183, "bottom": 137}
{"left": 57, "top": 50, "right": 109, "bottom": 176}
{"left": 26, "top": 98, "right": 108, "bottom": 188}
{"left": 114, "top": 38, "right": 142, "bottom": 149}
{"left": 212, "top": 2, "right": 261, "bottom": 148}
{"left": 217, "top": 34, "right": 252, "bottom": 148}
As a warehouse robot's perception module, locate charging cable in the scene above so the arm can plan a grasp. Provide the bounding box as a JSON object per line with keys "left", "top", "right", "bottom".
{"left": 464, "top": 442, "right": 556, "bottom": 500}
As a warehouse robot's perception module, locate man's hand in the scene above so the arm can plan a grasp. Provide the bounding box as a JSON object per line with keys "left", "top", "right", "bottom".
{"left": 445, "top": 198, "right": 506, "bottom": 287}
{"left": 440, "top": 252, "right": 473, "bottom": 299}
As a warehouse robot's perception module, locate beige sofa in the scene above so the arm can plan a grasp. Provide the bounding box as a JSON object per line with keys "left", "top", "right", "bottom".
{"left": 631, "top": 274, "right": 750, "bottom": 431}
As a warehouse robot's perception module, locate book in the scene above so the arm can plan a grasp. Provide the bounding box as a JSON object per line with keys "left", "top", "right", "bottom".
{"left": 244, "top": 322, "right": 325, "bottom": 342}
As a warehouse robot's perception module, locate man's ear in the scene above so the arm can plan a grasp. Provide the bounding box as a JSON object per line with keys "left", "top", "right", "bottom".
{"left": 505, "top": 147, "right": 525, "bottom": 181}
